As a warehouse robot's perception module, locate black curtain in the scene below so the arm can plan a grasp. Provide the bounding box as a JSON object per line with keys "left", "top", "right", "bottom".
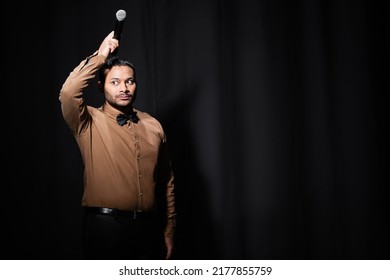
{"left": 5, "top": 0, "right": 389, "bottom": 259}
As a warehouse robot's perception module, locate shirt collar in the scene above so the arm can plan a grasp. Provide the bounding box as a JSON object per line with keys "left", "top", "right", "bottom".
{"left": 101, "top": 103, "right": 137, "bottom": 119}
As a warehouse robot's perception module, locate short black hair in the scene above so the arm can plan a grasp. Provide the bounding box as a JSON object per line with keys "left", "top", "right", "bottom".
{"left": 98, "top": 56, "right": 136, "bottom": 84}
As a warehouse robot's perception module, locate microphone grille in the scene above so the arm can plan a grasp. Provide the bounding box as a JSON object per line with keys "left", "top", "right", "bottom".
{"left": 116, "top": 9, "right": 126, "bottom": 21}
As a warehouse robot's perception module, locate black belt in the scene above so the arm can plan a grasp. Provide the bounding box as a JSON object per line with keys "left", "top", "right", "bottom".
{"left": 84, "top": 207, "right": 158, "bottom": 220}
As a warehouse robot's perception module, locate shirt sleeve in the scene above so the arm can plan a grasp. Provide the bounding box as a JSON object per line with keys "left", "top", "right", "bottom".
{"left": 157, "top": 134, "right": 177, "bottom": 238}
{"left": 59, "top": 52, "right": 105, "bottom": 136}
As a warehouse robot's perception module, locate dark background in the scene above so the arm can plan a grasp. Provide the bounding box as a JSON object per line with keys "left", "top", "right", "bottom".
{"left": 4, "top": 0, "right": 389, "bottom": 259}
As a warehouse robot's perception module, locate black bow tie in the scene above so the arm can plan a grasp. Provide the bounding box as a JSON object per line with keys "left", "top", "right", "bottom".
{"left": 116, "top": 112, "right": 139, "bottom": 126}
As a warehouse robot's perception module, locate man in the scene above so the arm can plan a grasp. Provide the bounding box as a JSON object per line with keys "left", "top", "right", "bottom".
{"left": 59, "top": 31, "right": 176, "bottom": 260}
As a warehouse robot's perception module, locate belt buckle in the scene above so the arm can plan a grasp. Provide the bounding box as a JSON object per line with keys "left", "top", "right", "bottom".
{"left": 101, "top": 207, "right": 113, "bottom": 215}
{"left": 133, "top": 210, "right": 141, "bottom": 220}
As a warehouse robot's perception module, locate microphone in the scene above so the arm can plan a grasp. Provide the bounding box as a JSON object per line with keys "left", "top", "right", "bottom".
{"left": 112, "top": 9, "right": 126, "bottom": 55}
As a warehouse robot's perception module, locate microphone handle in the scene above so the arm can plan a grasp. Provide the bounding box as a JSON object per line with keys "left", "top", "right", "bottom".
{"left": 113, "top": 20, "right": 124, "bottom": 41}
{"left": 112, "top": 20, "right": 124, "bottom": 55}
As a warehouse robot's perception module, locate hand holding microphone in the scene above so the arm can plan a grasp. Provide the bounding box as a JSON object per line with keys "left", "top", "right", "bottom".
{"left": 97, "top": 10, "right": 126, "bottom": 57}
{"left": 97, "top": 31, "right": 118, "bottom": 58}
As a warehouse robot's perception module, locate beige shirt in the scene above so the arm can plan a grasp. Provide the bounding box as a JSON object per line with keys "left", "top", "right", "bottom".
{"left": 59, "top": 53, "right": 176, "bottom": 237}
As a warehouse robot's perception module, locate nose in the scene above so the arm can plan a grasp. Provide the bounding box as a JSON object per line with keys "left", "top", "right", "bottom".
{"left": 120, "top": 82, "right": 130, "bottom": 92}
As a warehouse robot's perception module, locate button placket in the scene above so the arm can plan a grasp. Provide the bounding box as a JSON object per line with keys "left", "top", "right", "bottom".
{"left": 134, "top": 133, "right": 142, "bottom": 210}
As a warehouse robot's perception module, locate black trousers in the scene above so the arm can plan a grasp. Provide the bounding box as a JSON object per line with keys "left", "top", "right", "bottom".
{"left": 82, "top": 209, "right": 166, "bottom": 260}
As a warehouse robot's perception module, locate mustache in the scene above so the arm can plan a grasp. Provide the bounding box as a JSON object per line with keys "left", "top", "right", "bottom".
{"left": 116, "top": 93, "right": 134, "bottom": 98}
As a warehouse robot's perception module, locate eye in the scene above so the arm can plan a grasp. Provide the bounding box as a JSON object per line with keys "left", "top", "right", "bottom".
{"left": 111, "top": 80, "right": 119, "bottom": 86}
{"left": 126, "top": 79, "right": 135, "bottom": 85}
